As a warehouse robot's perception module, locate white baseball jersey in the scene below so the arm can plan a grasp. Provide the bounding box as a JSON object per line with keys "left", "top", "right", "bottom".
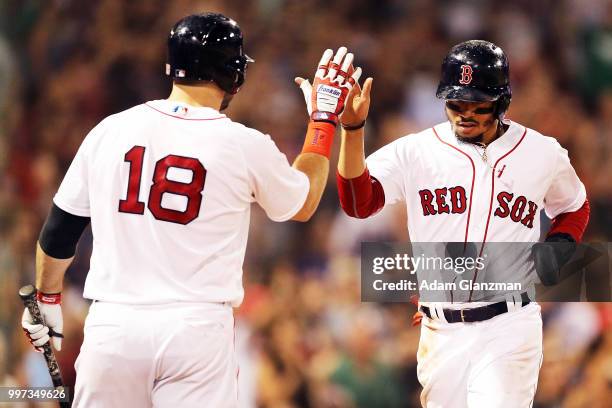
{"left": 367, "top": 120, "right": 586, "bottom": 243}
{"left": 367, "top": 120, "right": 586, "bottom": 303}
{"left": 54, "top": 99, "right": 309, "bottom": 306}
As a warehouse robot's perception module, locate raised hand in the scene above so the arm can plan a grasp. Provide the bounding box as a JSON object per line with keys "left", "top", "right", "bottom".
{"left": 339, "top": 73, "right": 373, "bottom": 130}
{"left": 295, "top": 47, "right": 363, "bottom": 125}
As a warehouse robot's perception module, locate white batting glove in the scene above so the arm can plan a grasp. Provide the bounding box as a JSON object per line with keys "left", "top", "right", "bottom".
{"left": 22, "top": 292, "right": 64, "bottom": 352}
{"left": 295, "top": 47, "right": 363, "bottom": 123}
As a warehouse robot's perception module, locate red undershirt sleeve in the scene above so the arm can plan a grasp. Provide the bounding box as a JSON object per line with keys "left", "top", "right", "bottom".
{"left": 547, "top": 198, "right": 590, "bottom": 242}
{"left": 336, "top": 168, "right": 386, "bottom": 219}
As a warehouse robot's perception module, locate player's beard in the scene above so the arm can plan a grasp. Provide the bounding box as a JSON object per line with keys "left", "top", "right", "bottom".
{"left": 220, "top": 93, "right": 234, "bottom": 111}
{"left": 455, "top": 131, "right": 485, "bottom": 144}
{"left": 453, "top": 117, "right": 497, "bottom": 145}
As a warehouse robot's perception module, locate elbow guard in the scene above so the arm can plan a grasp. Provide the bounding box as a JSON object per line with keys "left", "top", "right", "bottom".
{"left": 39, "top": 204, "right": 90, "bottom": 259}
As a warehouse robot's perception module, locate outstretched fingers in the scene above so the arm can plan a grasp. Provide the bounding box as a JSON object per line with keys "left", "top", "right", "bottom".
{"left": 343, "top": 67, "right": 363, "bottom": 107}
{"left": 336, "top": 53, "right": 354, "bottom": 85}
{"left": 327, "top": 46, "right": 348, "bottom": 80}
{"left": 315, "top": 49, "right": 334, "bottom": 79}
{"left": 295, "top": 77, "right": 313, "bottom": 115}
{"left": 361, "top": 77, "right": 373, "bottom": 100}
{"left": 347, "top": 67, "right": 363, "bottom": 89}
{"left": 295, "top": 76, "right": 312, "bottom": 93}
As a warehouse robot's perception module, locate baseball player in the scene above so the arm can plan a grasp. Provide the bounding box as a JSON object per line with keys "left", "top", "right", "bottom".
{"left": 332, "top": 41, "right": 590, "bottom": 407}
{"left": 20, "top": 13, "right": 361, "bottom": 407}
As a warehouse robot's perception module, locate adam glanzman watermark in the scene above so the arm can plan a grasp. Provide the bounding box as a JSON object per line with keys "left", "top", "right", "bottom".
{"left": 370, "top": 253, "right": 523, "bottom": 292}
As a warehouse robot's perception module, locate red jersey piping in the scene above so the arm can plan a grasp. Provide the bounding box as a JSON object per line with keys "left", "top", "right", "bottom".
{"left": 470, "top": 127, "right": 527, "bottom": 301}
{"left": 480, "top": 127, "right": 528, "bottom": 252}
{"left": 433, "top": 127, "right": 476, "bottom": 244}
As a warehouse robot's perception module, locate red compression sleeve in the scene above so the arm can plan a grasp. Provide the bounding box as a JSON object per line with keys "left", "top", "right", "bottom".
{"left": 547, "top": 198, "right": 590, "bottom": 242}
{"left": 337, "top": 168, "right": 385, "bottom": 218}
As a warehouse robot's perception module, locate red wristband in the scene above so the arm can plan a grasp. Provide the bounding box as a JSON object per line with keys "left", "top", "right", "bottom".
{"left": 37, "top": 291, "right": 62, "bottom": 304}
{"left": 302, "top": 121, "right": 336, "bottom": 158}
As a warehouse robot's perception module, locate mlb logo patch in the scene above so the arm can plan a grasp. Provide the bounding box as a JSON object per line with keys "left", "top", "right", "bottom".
{"left": 173, "top": 105, "right": 189, "bottom": 115}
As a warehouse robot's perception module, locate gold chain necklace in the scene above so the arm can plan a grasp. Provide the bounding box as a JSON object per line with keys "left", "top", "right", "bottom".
{"left": 469, "top": 124, "right": 503, "bottom": 166}
{"left": 471, "top": 142, "right": 496, "bottom": 171}
{"left": 473, "top": 142, "right": 488, "bottom": 162}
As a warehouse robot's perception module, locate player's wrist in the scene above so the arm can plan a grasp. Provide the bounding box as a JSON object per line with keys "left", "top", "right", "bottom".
{"left": 545, "top": 232, "right": 575, "bottom": 243}
{"left": 311, "top": 111, "right": 339, "bottom": 126}
{"left": 36, "top": 291, "right": 62, "bottom": 305}
{"left": 302, "top": 120, "right": 337, "bottom": 158}
{"left": 340, "top": 120, "right": 366, "bottom": 131}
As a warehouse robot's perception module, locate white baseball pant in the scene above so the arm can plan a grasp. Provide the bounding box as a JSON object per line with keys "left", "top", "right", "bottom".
{"left": 73, "top": 300, "right": 237, "bottom": 407}
{"left": 417, "top": 302, "right": 542, "bottom": 408}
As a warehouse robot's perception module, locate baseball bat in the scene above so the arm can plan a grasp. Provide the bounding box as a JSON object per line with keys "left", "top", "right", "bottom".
{"left": 19, "top": 285, "right": 71, "bottom": 408}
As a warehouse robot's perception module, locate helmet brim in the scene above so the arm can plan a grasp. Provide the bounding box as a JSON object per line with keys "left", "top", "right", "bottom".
{"left": 436, "top": 85, "right": 501, "bottom": 102}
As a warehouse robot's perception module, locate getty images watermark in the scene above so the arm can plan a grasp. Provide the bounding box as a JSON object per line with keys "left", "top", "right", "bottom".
{"left": 371, "top": 252, "right": 505, "bottom": 292}
{"left": 361, "top": 242, "right": 611, "bottom": 303}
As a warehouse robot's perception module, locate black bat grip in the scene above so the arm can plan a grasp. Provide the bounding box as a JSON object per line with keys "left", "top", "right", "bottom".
{"left": 19, "top": 285, "right": 70, "bottom": 407}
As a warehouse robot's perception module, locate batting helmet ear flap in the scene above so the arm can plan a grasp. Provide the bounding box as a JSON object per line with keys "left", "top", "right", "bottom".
{"left": 495, "top": 94, "right": 511, "bottom": 121}
{"left": 221, "top": 54, "right": 255, "bottom": 94}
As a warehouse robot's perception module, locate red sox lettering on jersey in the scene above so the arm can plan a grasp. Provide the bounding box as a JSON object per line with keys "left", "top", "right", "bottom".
{"left": 366, "top": 120, "right": 586, "bottom": 244}
{"left": 418, "top": 186, "right": 538, "bottom": 229}
{"left": 494, "top": 191, "right": 538, "bottom": 228}
{"left": 418, "top": 186, "right": 467, "bottom": 215}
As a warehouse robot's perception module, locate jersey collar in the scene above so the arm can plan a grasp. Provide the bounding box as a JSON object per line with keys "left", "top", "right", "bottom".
{"left": 145, "top": 100, "right": 227, "bottom": 121}
{"left": 481, "top": 120, "right": 525, "bottom": 154}
{"left": 435, "top": 119, "right": 524, "bottom": 150}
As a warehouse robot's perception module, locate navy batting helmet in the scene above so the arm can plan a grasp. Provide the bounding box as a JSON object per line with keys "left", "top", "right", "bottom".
{"left": 436, "top": 40, "right": 511, "bottom": 119}
{"left": 166, "top": 13, "right": 253, "bottom": 94}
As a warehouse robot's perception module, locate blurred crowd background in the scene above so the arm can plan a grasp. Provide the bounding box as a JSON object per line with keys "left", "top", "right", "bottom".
{"left": 0, "top": 0, "right": 611, "bottom": 407}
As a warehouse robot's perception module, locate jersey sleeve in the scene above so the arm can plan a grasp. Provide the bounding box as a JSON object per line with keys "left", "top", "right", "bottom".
{"left": 247, "top": 133, "right": 309, "bottom": 222}
{"left": 365, "top": 138, "right": 407, "bottom": 206}
{"left": 53, "top": 122, "right": 103, "bottom": 217}
{"left": 543, "top": 142, "right": 587, "bottom": 219}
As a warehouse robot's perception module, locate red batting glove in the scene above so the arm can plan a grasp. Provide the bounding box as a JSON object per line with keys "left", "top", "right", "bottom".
{"left": 309, "top": 47, "right": 361, "bottom": 125}
{"left": 300, "top": 47, "right": 363, "bottom": 157}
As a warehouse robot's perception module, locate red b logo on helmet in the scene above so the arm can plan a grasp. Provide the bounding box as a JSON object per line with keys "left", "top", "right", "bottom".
{"left": 459, "top": 65, "right": 473, "bottom": 85}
